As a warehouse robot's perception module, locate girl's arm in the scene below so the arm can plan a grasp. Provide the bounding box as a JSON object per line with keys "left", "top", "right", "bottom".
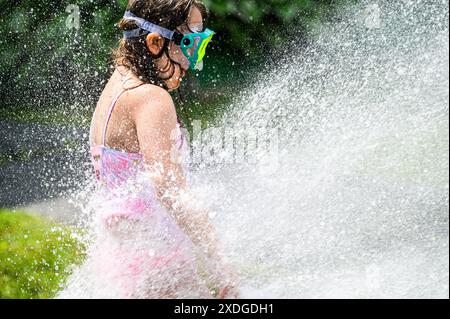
{"left": 133, "top": 86, "right": 238, "bottom": 297}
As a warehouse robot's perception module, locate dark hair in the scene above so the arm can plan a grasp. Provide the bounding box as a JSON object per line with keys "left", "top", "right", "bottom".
{"left": 113, "top": 0, "right": 208, "bottom": 90}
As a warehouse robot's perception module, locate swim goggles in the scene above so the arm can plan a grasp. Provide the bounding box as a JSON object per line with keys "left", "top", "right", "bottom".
{"left": 123, "top": 11, "right": 215, "bottom": 71}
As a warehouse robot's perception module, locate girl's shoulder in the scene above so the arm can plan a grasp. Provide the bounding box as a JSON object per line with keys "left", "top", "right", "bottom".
{"left": 128, "top": 83, "right": 177, "bottom": 126}
{"left": 113, "top": 66, "right": 175, "bottom": 114}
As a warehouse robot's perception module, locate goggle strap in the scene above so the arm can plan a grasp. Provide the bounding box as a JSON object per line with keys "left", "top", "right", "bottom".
{"left": 123, "top": 11, "right": 174, "bottom": 41}
{"left": 123, "top": 28, "right": 149, "bottom": 39}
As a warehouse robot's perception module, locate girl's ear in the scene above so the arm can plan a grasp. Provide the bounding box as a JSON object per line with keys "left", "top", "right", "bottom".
{"left": 146, "top": 33, "right": 165, "bottom": 55}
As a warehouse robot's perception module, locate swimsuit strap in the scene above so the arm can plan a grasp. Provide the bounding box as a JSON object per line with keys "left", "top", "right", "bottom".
{"left": 101, "top": 82, "right": 146, "bottom": 146}
{"left": 102, "top": 89, "right": 127, "bottom": 146}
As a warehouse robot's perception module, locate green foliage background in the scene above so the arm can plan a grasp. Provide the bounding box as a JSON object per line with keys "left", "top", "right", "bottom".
{"left": 0, "top": 0, "right": 337, "bottom": 111}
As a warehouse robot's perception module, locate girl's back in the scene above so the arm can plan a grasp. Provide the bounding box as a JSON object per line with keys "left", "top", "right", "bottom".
{"left": 90, "top": 68, "right": 144, "bottom": 154}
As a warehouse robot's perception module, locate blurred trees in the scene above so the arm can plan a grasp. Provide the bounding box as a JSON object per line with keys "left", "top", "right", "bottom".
{"left": 0, "top": 0, "right": 338, "bottom": 109}
{"left": 205, "top": 0, "right": 336, "bottom": 54}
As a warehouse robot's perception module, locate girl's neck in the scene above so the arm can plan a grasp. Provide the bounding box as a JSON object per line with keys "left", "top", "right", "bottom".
{"left": 116, "top": 65, "right": 143, "bottom": 90}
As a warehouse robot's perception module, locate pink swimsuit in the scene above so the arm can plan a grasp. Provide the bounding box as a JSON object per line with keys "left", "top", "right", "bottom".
{"left": 84, "top": 86, "right": 213, "bottom": 298}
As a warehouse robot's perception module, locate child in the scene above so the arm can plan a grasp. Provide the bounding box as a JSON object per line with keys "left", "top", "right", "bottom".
{"left": 85, "top": 0, "right": 237, "bottom": 298}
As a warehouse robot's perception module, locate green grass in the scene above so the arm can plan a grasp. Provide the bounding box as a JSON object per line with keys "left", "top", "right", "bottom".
{"left": 0, "top": 209, "right": 85, "bottom": 299}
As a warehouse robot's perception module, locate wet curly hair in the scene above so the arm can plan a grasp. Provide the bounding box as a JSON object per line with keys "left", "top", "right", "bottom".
{"left": 113, "top": 0, "right": 208, "bottom": 90}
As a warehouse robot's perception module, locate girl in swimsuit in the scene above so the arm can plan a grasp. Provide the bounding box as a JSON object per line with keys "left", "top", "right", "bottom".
{"left": 69, "top": 0, "right": 238, "bottom": 299}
